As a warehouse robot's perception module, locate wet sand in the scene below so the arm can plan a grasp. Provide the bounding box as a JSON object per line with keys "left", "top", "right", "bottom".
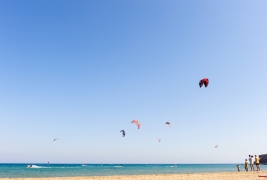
{"left": 3, "top": 171, "right": 267, "bottom": 180}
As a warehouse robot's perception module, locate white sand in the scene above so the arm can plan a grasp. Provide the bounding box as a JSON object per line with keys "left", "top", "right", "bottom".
{"left": 3, "top": 171, "right": 267, "bottom": 180}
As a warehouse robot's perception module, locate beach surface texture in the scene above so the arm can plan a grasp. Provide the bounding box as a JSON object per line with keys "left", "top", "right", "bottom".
{"left": 2, "top": 171, "right": 267, "bottom": 180}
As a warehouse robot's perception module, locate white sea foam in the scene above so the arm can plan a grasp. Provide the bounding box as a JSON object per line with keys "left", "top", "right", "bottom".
{"left": 29, "top": 165, "right": 41, "bottom": 168}
{"left": 27, "top": 165, "right": 50, "bottom": 168}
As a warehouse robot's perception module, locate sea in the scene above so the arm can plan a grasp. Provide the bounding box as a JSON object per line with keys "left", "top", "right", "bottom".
{"left": 0, "top": 164, "right": 266, "bottom": 178}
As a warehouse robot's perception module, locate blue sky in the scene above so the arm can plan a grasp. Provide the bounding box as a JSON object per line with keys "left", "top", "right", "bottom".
{"left": 0, "top": 0, "right": 267, "bottom": 164}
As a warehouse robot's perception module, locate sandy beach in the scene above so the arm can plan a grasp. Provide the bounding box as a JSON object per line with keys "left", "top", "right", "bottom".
{"left": 2, "top": 171, "right": 267, "bottom": 180}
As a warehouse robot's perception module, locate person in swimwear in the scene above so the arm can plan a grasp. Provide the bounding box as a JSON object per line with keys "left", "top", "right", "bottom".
{"left": 249, "top": 155, "right": 255, "bottom": 171}
{"left": 245, "top": 159, "right": 248, "bottom": 172}
{"left": 237, "top": 165, "right": 240, "bottom": 172}
{"left": 255, "top": 155, "right": 260, "bottom": 171}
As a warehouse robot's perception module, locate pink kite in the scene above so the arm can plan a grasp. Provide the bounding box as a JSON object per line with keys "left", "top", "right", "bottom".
{"left": 131, "top": 120, "right": 141, "bottom": 129}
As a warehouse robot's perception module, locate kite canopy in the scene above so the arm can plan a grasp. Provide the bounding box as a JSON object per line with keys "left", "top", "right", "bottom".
{"left": 53, "top": 138, "right": 59, "bottom": 143}
{"left": 120, "top": 130, "right": 125, "bottom": 137}
{"left": 215, "top": 144, "right": 218, "bottom": 148}
{"left": 131, "top": 120, "right": 141, "bottom": 129}
{"left": 157, "top": 138, "right": 161, "bottom": 142}
{"left": 199, "top": 78, "right": 209, "bottom": 88}
{"left": 165, "top": 122, "right": 172, "bottom": 127}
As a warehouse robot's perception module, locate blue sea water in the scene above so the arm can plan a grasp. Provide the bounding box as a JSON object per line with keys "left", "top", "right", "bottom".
{"left": 0, "top": 164, "right": 266, "bottom": 178}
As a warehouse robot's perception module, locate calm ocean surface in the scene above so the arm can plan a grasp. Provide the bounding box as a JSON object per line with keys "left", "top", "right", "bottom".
{"left": 1, "top": 164, "right": 266, "bottom": 178}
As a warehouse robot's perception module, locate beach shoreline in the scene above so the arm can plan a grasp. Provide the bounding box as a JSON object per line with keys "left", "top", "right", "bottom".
{"left": 2, "top": 171, "right": 267, "bottom": 180}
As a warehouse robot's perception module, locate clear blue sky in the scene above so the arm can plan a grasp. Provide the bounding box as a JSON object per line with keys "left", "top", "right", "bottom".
{"left": 0, "top": 0, "right": 267, "bottom": 164}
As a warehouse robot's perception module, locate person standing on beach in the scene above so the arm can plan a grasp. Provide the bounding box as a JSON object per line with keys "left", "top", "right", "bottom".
{"left": 245, "top": 159, "right": 249, "bottom": 172}
{"left": 249, "top": 155, "right": 255, "bottom": 171}
{"left": 237, "top": 165, "right": 240, "bottom": 172}
{"left": 255, "top": 155, "right": 261, "bottom": 171}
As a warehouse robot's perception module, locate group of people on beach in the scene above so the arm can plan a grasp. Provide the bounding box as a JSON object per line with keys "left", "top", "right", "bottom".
{"left": 237, "top": 155, "right": 260, "bottom": 172}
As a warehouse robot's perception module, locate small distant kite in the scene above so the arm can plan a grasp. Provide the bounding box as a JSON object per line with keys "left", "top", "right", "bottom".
{"left": 157, "top": 138, "right": 161, "bottom": 142}
{"left": 199, "top": 78, "right": 209, "bottom": 88}
{"left": 131, "top": 120, "right": 141, "bottom": 129}
{"left": 120, "top": 130, "right": 125, "bottom": 137}
{"left": 53, "top": 138, "right": 59, "bottom": 143}
{"left": 165, "top": 122, "right": 172, "bottom": 127}
{"left": 215, "top": 144, "right": 218, "bottom": 148}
